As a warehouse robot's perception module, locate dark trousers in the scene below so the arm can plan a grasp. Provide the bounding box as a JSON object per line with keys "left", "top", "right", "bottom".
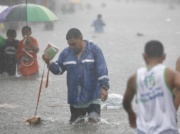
{"left": 69, "top": 104, "right": 100, "bottom": 124}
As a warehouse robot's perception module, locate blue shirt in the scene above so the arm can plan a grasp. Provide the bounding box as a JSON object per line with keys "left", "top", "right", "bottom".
{"left": 50, "top": 40, "right": 109, "bottom": 105}
{"left": 92, "top": 19, "right": 105, "bottom": 33}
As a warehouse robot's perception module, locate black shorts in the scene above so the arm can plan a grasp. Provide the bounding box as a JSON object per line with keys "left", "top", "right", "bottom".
{"left": 69, "top": 104, "right": 100, "bottom": 123}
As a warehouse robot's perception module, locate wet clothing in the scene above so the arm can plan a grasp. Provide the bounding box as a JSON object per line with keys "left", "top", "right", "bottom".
{"left": 50, "top": 40, "right": 109, "bottom": 105}
{"left": 2, "top": 39, "right": 19, "bottom": 76}
{"left": 70, "top": 104, "right": 100, "bottom": 123}
{"left": 16, "top": 37, "right": 39, "bottom": 76}
{"left": 92, "top": 19, "right": 105, "bottom": 33}
{"left": 136, "top": 129, "right": 179, "bottom": 134}
{"left": 136, "top": 64, "right": 178, "bottom": 134}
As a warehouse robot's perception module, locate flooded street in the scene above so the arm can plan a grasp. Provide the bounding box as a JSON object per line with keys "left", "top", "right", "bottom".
{"left": 0, "top": 0, "right": 180, "bottom": 134}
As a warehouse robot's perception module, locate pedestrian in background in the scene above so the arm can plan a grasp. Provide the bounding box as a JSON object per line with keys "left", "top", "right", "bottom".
{"left": 91, "top": 14, "right": 106, "bottom": 33}
{"left": 16, "top": 26, "right": 39, "bottom": 77}
{"left": 2, "top": 29, "right": 19, "bottom": 76}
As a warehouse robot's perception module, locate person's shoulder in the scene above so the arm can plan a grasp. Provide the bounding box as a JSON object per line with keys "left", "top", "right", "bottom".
{"left": 93, "top": 19, "right": 97, "bottom": 22}
{"left": 30, "top": 36, "right": 38, "bottom": 42}
{"left": 164, "top": 66, "right": 178, "bottom": 90}
{"left": 17, "top": 40, "right": 24, "bottom": 47}
{"left": 127, "top": 73, "right": 136, "bottom": 90}
{"left": 60, "top": 47, "right": 71, "bottom": 57}
{"left": 164, "top": 66, "right": 177, "bottom": 81}
{"left": 166, "top": 67, "right": 177, "bottom": 77}
{"left": 89, "top": 42, "right": 102, "bottom": 54}
{"left": 176, "top": 56, "right": 180, "bottom": 72}
{"left": 62, "top": 47, "right": 70, "bottom": 52}
{"left": 4, "top": 39, "right": 11, "bottom": 46}
{"left": 128, "top": 73, "right": 136, "bottom": 81}
{"left": 19, "top": 39, "right": 23, "bottom": 43}
{"left": 165, "top": 66, "right": 174, "bottom": 73}
{"left": 18, "top": 39, "right": 23, "bottom": 44}
{"left": 176, "top": 56, "right": 180, "bottom": 64}
{"left": 86, "top": 40, "right": 100, "bottom": 50}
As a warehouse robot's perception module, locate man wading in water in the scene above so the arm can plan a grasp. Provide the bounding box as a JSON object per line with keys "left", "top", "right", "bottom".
{"left": 42, "top": 28, "right": 109, "bottom": 124}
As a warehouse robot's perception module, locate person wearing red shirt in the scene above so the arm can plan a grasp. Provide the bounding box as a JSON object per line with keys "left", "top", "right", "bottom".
{"left": 16, "top": 26, "right": 39, "bottom": 76}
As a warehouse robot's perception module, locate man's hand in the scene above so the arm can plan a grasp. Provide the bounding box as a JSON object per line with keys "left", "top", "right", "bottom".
{"left": 128, "top": 112, "right": 137, "bottom": 128}
{"left": 101, "top": 88, "right": 108, "bottom": 101}
{"left": 42, "top": 54, "right": 51, "bottom": 68}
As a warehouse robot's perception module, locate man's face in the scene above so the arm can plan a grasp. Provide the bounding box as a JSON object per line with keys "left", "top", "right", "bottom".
{"left": 22, "top": 29, "right": 31, "bottom": 37}
{"left": 67, "top": 37, "right": 83, "bottom": 54}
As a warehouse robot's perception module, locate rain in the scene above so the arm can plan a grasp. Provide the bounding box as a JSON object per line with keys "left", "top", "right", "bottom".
{"left": 0, "top": 0, "right": 180, "bottom": 134}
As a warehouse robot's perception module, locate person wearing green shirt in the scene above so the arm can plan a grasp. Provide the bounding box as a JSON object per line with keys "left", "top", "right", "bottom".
{"left": 0, "top": 35, "right": 5, "bottom": 74}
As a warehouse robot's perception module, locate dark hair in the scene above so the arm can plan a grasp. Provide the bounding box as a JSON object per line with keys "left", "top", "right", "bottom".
{"left": 97, "top": 14, "right": 102, "bottom": 18}
{"left": 66, "top": 28, "right": 82, "bottom": 40}
{"left": 22, "top": 26, "right": 31, "bottom": 32}
{"left": 144, "top": 40, "right": 164, "bottom": 58}
{"left": 6, "top": 29, "right": 17, "bottom": 38}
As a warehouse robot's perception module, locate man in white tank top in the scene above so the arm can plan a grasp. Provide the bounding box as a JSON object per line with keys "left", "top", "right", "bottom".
{"left": 123, "top": 40, "right": 180, "bottom": 134}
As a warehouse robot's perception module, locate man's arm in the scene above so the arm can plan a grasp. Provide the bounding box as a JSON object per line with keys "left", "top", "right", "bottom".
{"left": 123, "top": 74, "right": 136, "bottom": 128}
{"left": 174, "top": 58, "right": 180, "bottom": 110}
{"left": 94, "top": 46, "right": 109, "bottom": 101}
{"left": 166, "top": 67, "right": 180, "bottom": 111}
{"left": 42, "top": 52, "right": 65, "bottom": 75}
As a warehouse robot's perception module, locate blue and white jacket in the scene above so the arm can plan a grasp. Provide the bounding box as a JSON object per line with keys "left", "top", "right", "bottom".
{"left": 50, "top": 40, "right": 109, "bottom": 105}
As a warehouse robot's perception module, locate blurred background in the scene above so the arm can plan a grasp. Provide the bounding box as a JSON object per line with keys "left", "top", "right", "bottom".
{"left": 0, "top": 0, "right": 180, "bottom": 31}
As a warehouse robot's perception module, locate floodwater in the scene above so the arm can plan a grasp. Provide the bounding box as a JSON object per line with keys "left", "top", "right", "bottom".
{"left": 0, "top": 0, "right": 180, "bottom": 134}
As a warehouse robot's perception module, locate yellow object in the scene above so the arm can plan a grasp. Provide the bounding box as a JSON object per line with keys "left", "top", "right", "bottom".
{"left": 0, "top": 23, "right": 5, "bottom": 31}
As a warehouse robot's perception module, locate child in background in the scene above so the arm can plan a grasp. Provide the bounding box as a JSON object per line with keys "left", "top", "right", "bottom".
{"left": 16, "top": 26, "right": 39, "bottom": 77}
{"left": 2, "top": 29, "right": 19, "bottom": 76}
{"left": 91, "top": 14, "right": 106, "bottom": 33}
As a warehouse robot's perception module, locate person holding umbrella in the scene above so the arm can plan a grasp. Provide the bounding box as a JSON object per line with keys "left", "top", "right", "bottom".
{"left": 42, "top": 28, "right": 109, "bottom": 124}
{"left": 16, "top": 26, "right": 39, "bottom": 77}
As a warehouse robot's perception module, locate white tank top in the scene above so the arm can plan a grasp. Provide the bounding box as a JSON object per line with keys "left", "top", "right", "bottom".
{"left": 136, "top": 64, "right": 178, "bottom": 134}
